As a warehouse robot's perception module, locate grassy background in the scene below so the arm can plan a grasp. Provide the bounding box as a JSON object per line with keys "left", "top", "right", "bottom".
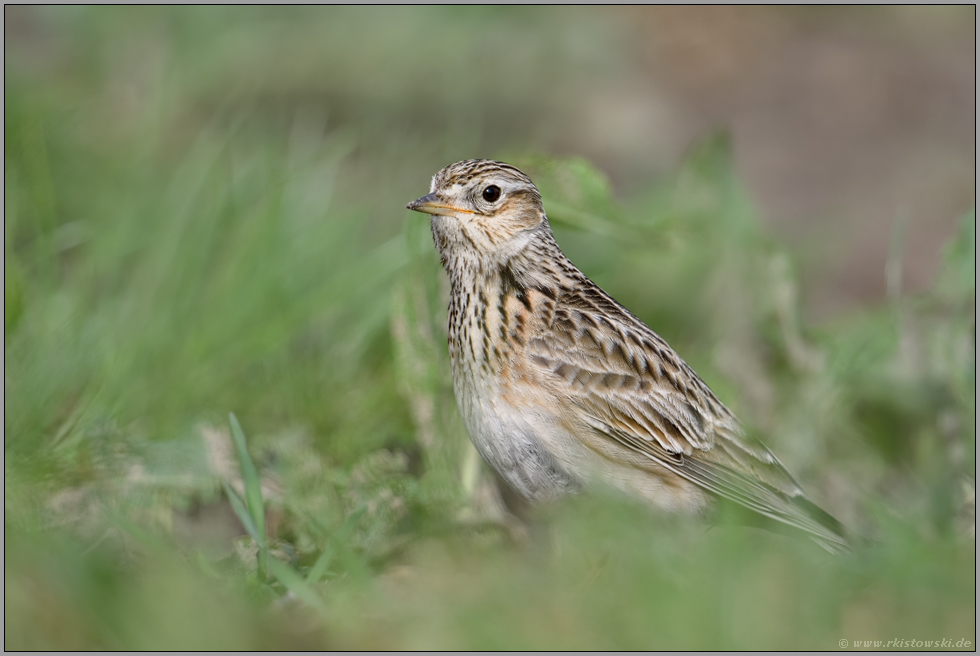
{"left": 4, "top": 7, "right": 975, "bottom": 650}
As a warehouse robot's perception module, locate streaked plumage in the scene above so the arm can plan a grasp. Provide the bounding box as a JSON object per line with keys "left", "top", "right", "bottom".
{"left": 407, "top": 159, "right": 847, "bottom": 551}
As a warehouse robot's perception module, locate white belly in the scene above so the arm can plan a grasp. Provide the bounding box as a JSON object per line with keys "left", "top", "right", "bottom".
{"left": 453, "top": 377, "right": 579, "bottom": 503}
{"left": 453, "top": 373, "right": 708, "bottom": 514}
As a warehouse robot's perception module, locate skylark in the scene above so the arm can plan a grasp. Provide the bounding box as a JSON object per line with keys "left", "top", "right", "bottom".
{"left": 407, "top": 159, "right": 847, "bottom": 551}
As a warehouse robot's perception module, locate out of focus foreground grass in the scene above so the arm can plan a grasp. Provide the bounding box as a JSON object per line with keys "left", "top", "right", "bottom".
{"left": 5, "top": 7, "right": 975, "bottom": 650}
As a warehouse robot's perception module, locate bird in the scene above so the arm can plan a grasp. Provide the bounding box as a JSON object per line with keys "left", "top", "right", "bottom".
{"left": 406, "top": 159, "right": 848, "bottom": 552}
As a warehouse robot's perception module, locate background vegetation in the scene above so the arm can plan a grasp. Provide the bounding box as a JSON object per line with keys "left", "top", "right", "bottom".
{"left": 5, "top": 7, "right": 975, "bottom": 650}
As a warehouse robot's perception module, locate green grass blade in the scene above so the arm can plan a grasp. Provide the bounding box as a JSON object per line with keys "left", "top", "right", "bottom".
{"left": 305, "top": 544, "right": 335, "bottom": 584}
{"left": 228, "top": 412, "right": 267, "bottom": 577}
{"left": 267, "top": 558, "right": 328, "bottom": 615}
{"left": 228, "top": 412, "right": 266, "bottom": 536}
{"left": 223, "top": 482, "right": 264, "bottom": 548}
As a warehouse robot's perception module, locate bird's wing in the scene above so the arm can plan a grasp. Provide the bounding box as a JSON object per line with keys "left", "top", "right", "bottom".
{"left": 526, "top": 287, "right": 848, "bottom": 551}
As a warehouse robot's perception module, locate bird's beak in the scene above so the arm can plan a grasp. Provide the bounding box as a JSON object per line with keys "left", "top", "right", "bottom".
{"left": 406, "top": 193, "right": 473, "bottom": 216}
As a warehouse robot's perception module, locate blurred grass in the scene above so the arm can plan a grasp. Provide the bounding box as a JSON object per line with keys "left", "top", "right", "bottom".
{"left": 4, "top": 7, "right": 975, "bottom": 650}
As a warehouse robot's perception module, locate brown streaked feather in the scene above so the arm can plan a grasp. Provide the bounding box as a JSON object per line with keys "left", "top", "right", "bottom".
{"left": 597, "top": 418, "right": 848, "bottom": 552}
{"left": 526, "top": 285, "right": 849, "bottom": 551}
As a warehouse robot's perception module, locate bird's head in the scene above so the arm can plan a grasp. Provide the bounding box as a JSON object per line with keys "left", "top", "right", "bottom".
{"left": 407, "top": 159, "right": 547, "bottom": 268}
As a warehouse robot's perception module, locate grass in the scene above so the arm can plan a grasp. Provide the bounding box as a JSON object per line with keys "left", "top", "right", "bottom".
{"left": 5, "top": 7, "right": 976, "bottom": 650}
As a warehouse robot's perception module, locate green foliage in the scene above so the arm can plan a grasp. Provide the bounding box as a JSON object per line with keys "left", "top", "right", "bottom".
{"left": 225, "top": 413, "right": 267, "bottom": 577}
{"left": 935, "top": 211, "right": 976, "bottom": 303}
{"left": 5, "top": 7, "right": 975, "bottom": 650}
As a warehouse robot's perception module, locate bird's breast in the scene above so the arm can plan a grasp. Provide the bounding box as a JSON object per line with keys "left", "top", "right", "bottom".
{"left": 446, "top": 275, "right": 577, "bottom": 501}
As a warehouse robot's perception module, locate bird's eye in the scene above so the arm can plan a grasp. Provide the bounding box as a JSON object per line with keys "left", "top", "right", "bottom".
{"left": 482, "top": 185, "right": 501, "bottom": 202}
